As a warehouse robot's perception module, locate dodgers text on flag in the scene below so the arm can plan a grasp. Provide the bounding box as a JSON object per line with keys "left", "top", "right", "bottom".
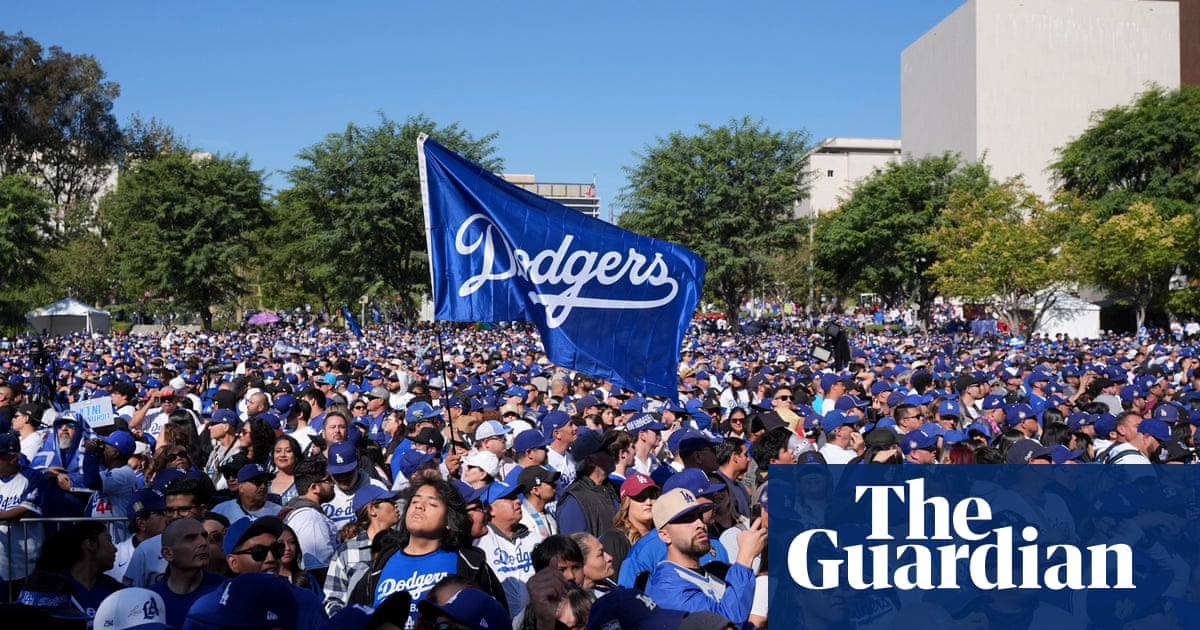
{"left": 417, "top": 135, "right": 706, "bottom": 397}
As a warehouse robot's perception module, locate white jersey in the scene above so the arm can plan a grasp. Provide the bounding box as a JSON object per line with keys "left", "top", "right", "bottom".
{"left": 122, "top": 533, "right": 167, "bottom": 587}
{"left": 0, "top": 468, "right": 43, "bottom": 581}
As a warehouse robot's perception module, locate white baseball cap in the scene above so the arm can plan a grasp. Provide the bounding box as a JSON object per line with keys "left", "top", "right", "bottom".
{"left": 95, "top": 588, "right": 168, "bottom": 630}
{"left": 462, "top": 451, "right": 500, "bottom": 477}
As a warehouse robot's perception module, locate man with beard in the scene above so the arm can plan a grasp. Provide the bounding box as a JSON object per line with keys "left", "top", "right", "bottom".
{"left": 148, "top": 517, "right": 225, "bottom": 628}
{"left": 645, "top": 488, "right": 765, "bottom": 624}
{"left": 283, "top": 457, "right": 338, "bottom": 583}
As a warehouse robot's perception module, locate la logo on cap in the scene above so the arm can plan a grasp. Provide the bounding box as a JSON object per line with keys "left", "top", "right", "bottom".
{"left": 143, "top": 597, "right": 160, "bottom": 619}
{"left": 336, "top": 453, "right": 345, "bottom": 463}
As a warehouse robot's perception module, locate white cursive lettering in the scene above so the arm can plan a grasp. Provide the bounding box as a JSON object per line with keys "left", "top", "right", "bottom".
{"left": 454, "top": 214, "right": 680, "bottom": 327}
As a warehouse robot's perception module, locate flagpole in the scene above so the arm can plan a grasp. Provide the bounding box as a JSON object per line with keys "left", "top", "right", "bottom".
{"left": 417, "top": 133, "right": 438, "bottom": 303}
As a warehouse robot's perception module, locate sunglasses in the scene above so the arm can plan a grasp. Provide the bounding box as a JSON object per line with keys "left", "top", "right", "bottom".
{"left": 632, "top": 489, "right": 662, "bottom": 502}
{"left": 774, "top": 395, "right": 793, "bottom": 401}
{"left": 232, "top": 542, "right": 285, "bottom": 562}
{"left": 207, "top": 530, "right": 224, "bottom": 544}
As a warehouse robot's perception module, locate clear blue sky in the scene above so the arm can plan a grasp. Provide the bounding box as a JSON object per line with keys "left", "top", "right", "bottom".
{"left": 8, "top": 1, "right": 966, "bottom": 220}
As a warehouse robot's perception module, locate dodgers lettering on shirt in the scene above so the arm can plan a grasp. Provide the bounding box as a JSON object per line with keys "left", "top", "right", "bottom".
{"left": 373, "top": 549, "right": 457, "bottom": 630}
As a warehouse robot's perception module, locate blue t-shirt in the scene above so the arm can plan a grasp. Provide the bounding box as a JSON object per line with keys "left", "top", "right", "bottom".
{"left": 373, "top": 549, "right": 458, "bottom": 629}
{"left": 149, "top": 571, "right": 225, "bottom": 629}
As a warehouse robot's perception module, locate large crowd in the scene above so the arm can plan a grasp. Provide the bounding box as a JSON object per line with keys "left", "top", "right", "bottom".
{"left": 0, "top": 320, "right": 1196, "bottom": 630}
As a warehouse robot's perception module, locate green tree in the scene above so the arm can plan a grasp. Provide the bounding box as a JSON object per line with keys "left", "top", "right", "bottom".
{"left": 925, "top": 179, "right": 1077, "bottom": 335}
{"left": 277, "top": 114, "right": 500, "bottom": 312}
{"left": 0, "top": 175, "right": 52, "bottom": 325}
{"left": 99, "top": 151, "right": 268, "bottom": 330}
{"left": 1061, "top": 198, "right": 1196, "bottom": 332}
{"left": 0, "top": 32, "right": 123, "bottom": 220}
{"left": 122, "top": 114, "right": 187, "bottom": 164}
{"left": 617, "top": 117, "right": 809, "bottom": 331}
{"left": 1051, "top": 84, "right": 1200, "bottom": 221}
{"left": 812, "top": 154, "right": 992, "bottom": 327}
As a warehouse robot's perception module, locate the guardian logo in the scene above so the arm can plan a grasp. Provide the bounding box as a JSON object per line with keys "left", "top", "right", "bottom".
{"left": 787, "top": 479, "right": 1133, "bottom": 591}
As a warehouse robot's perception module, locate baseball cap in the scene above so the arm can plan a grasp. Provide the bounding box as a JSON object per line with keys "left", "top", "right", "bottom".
{"left": 900, "top": 428, "right": 939, "bottom": 454}
{"left": 406, "top": 401, "right": 442, "bottom": 422}
{"left": 619, "top": 473, "right": 658, "bottom": 500}
{"left": 95, "top": 588, "right": 168, "bottom": 630}
{"left": 1094, "top": 412, "right": 1118, "bottom": 436}
{"left": 482, "top": 481, "right": 525, "bottom": 504}
{"left": 475, "top": 419, "right": 512, "bottom": 442}
{"left": 127, "top": 488, "right": 166, "bottom": 523}
{"left": 397, "top": 450, "right": 438, "bottom": 478}
{"left": 236, "top": 463, "right": 276, "bottom": 484}
{"left": 981, "top": 395, "right": 1006, "bottom": 411}
{"left": 585, "top": 588, "right": 689, "bottom": 630}
{"left": 541, "top": 410, "right": 571, "bottom": 434}
{"left": 411, "top": 427, "right": 445, "bottom": 451}
{"left": 574, "top": 395, "right": 601, "bottom": 411}
{"left": 451, "top": 479, "right": 485, "bottom": 506}
{"left": 936, "top": 400, "right": 960, "bottom": 418}
{"left": 673, "top": 429, "right": 722, "bottom": 458}
{"left": 102, "top": 430, "right": 137, "bottom": 457}
{"left": 188, "top": 573, "right": 297, "bottom": 630}
{"left": 1138, "top": 418, "right": 1171, "bottom": 442}
{"left": 367, "top": 386, "right": 389, "bottom": 400}
{"left": 512, "top": 429, "right": 550, "bottom": 452}
{"left": 223, "top": 516, "right": 285, "bottom": 556}
{"left": 210, "top": 409, "right": 239, "bottom": 426}
{"left": 462, "top": 451, "right": 500, "bottom": 477}
{"left": 416, "top": 587, "right": 508, "bottom": 630}
{"left": 517, "top": 465, "right": 560, "bottom": 491}
{"left": 1153, "top": 404, "right": 1181, "bottom": 424}
{"left": 351, "top": 485, "right": 398, "bottom": 515}
{"left": 653, "top": 488, "right": 714, "bottom": 529}
{"left": 626, "top": 412, "right": 667, "bottom": 434}
{"left": 272, "top": 394, "right": 296, "bottom": 416}
{"left": 327, "top": 442, "right": 359, "bottom": 475}
{"left": 1049, "top": 445, "right": 1086, "bottom": 464}
{"left": 1006, "top": 439, "right": 1053, "bottom": 464}
{"left": 0, "top": 433, "right": 19, "bottom": 456}
{"left": 663, "top": 468, "right": 724, "bottom": 497}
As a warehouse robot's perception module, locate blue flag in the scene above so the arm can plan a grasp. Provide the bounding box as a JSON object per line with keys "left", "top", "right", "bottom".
{"left": 341, "top": 306, "right": 363, "bottom": 339}
{"left": 418, "top": 136, "right": 705, "bottom": 398}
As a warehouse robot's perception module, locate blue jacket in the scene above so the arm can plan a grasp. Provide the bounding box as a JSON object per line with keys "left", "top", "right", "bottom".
{"left": 646, "top": 561, "right": 756, "bottom": 623}
{"left": 616, "top": 530, "right": 728, "bottom": 588}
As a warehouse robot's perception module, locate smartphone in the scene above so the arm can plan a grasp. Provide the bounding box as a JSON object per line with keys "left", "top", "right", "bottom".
{"left": 750, "top": 503, "right": 763, "bottom": 521}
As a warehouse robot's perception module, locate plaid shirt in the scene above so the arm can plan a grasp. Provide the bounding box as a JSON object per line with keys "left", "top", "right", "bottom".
{"left": 322, "top": 532, "right": 373, "bottom": 615}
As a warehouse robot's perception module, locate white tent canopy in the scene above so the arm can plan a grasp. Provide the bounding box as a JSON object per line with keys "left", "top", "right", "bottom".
{"left": 26, "top": 298, "right": 111, "bottom": 336}
{"left": 1037, "top": 291, "right": 1101, "bottom": 340}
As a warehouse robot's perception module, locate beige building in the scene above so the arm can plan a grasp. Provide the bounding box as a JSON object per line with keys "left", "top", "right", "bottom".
{"left": 901, "top": 0, "right": 1181, "bottom": 199}
{"left": 795, "top": 137, "right": 902, "bottom": 219}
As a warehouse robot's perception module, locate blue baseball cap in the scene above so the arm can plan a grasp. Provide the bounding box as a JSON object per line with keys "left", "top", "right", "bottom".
{"left": 626, "top": 412, "right": 667, "bottom": 434}
{"left": 512, "top": 429, "right": 551, "bottom": 453}
{"left": 451, "top": 479, "right": 485, "bottom": 505}
{"left": 1153, "top": 404, "right": 1181, "bottom": 424}
{"left": 127, "top": 488, "right": 166, "bottom": 523}
{"left": 981, "top": 395, "right": 1006, "bottom": 411}
{"left": 541, "top": 410, "right": 571, "bottom": 434}
{"left": 662, "top": 468, "right": 724, "bottom": 497}
{"left": 188, "top": 573, "right": 297, "bottom": 630}
{"left": 102, "top": 430, "right": 136, "bottom": 457}
{"left": 417, "top": 587, "right": 508, "bottom": 630}
{"left": 236, "top": 463, "right": 275, "bottom": 484}
{"left": 351, "top": 485, "right": 398, "bottom": 515}
{"left": 481, "top": 481, "right": 525, "bottom": 505}
{"left": 209, "top": 409, "right": 238, "bottom": 426}
{"left": 405, "top": 401, "right": 442, "bottom": 422}
{"left": 936, "top": 400, "right": 960, "bottom": 418}
{"left": 327, "top": 442, "right": 358, "bottom": 475}
{"left": 900, "top": 428, "right": 939, "bottom": 453}
{"left": 1138, "top": 419, "right": 1171, "bottom": 442}
{"left": 1006, "top": 439, "right": 1052, "bottom": 464}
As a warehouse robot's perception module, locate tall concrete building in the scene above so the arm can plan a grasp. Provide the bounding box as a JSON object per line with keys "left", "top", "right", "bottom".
{"left": 901, "top": 0, "right": 1180, "bottom": 199}
{"left": 795, "top": 137, "right": 902, "bottom": 219}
